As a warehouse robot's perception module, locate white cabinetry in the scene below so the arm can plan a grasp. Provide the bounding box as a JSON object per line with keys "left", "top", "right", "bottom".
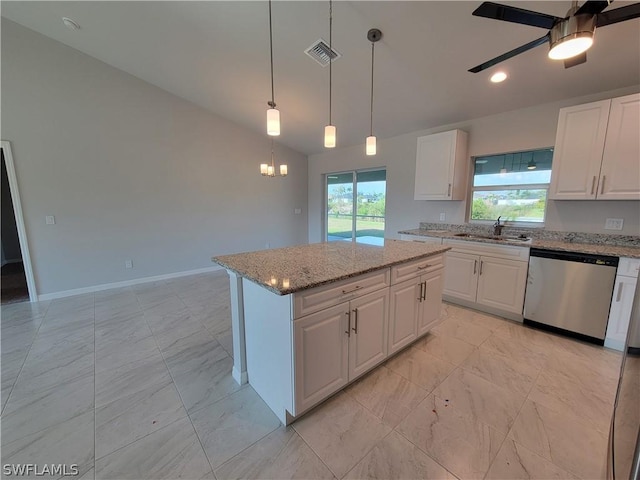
{"left": 294, "top": 283, "right": 389, "bottom": 415}
{"left": 414, "top": 130, "right": 469, "bottom": 200}
{"left": 549, "top": 93, "right": 640, "bottom": 200}
{"left": 399, "top": 234, "right": 443, "bottom": 245}
{"left": 388, "top": 255, "right": 445, "bottom": 354}
{"left": 443, "top": 240, "right": 529, "bottom": 319}
{"left": 605, "top": 257, "right": 640, "bottom": 351}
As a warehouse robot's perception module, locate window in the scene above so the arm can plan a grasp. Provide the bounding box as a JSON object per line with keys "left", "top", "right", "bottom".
{"left": 326, "top": 169, "right": 386, "bottom": 245}
{"left": 470, "top": 148, "right": 553, "bottom": 225}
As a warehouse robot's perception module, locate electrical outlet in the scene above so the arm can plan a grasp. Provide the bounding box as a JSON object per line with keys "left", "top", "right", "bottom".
{"left": 125, "top": 259, "right": 133, "bottom": 269}
{"left": 439, "top": 213, "right": 446, "bottom": 221}
{"left": 265, "top": 242, "right": 270, "bottom": 249}
{"left": 604, "top": 218, "right": 624, "bottom": 231}
{"left": 45, "top": 215, "right": 55, "bottom": 225}
{"left": 294, "top": 208, "right": 301, "bottom": 215}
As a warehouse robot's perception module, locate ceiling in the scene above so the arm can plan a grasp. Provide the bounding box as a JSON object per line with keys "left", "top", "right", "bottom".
{"left": 2, "top": 1, "right": 639, "bottom": 156}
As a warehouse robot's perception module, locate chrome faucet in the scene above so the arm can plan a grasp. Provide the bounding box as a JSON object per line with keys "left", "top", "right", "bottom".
{"left": 493, "top": 216, "right": 504, "bottom": 236}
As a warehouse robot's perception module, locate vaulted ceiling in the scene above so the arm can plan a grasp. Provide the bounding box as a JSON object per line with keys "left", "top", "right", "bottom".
{"left": 3, "top": 1, "right": 639, "bottom": 155}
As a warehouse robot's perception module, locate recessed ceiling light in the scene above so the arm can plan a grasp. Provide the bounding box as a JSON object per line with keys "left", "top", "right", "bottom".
{"left": 62, "top": 17, "right": 81, "bottom": 31}
{"left": 490, "top": 71, "right": 507, "bottom": 83}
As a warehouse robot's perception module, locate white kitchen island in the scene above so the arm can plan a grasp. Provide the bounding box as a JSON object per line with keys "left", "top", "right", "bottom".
{"left": 212, "top": 240, "right": 450, "bottom": 424}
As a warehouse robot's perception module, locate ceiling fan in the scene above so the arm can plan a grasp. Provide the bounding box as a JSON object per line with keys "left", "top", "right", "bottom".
{"left": 468, "top": 0, "right": 640, "bottom": 72}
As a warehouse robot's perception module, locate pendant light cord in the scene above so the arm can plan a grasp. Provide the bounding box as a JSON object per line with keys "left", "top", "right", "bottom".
{"left": 329, "top": 0, "right": 333, "bottom": 124}
{"left": 369, "top": 41, "right": 375, "bottom": 136}
{"left": 268, "top": 0, "right": 276, "bottom": 108}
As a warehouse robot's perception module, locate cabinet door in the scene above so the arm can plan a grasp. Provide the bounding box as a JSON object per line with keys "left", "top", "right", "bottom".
{"left": 349, "top": 289, "right": 389, "bottom": 379}
{"left": 418, "top": 268, "right": 444, "bottom": 336}
{"left": 388, "top": 278, "right": 420, "bottom": 354}
{"left": 605, "top": 276, "right": 638, "bottom": 351}
{"left": 548, "top": 100, "right": 610, "bottom": 200}
{"left": 476, "top": 256, "right": 527, "bottom": 315}
{"left": 414, "top": 131, "right": 458, "bottom": 200}
{"left": 443, "top": 251, "right": 479, "bottom": 302}
{"left": 294, "top": 302, "right": 349, "bottom": 414}
{"left": 598, "top": 93, "right": 640, "bottom": 200}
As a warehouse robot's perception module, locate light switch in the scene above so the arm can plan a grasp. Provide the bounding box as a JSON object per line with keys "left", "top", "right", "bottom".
{"left": 125, "top": 259, "right": 133, "bottom": 269}
{"left": 45, "top": 215, "right": 55, "bottom": 225}
{"left": 294, "top": 208, "right": 301, "bottom": 215}
{"left": 605, "top": 218, "right": 624, "bottom": 230}
{"left": 439, "top": 213, "right": 446, "bottom": 221}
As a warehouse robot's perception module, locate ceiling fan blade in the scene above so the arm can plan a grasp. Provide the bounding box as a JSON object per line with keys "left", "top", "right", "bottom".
{"left": 596, "top": 3, "right": 640, "bottom": 26}
{"left": 564, "top": 52, "right": 587, "bottom": 68}
{"left": 468, "top": 34, "right": 550, "bottom": 73}
{"left": 472, "top": 2, "right": 562, "bottom": 29}
{"left": 576, "top": 0, "right": 611, "bottom": 16}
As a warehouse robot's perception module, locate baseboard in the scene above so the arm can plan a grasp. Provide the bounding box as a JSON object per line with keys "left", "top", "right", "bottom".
{"left": 38, "top": 265, "right": 224, "bottom": 301}
{"left": 442, "top": 295, "right": 524, "bottom": 323}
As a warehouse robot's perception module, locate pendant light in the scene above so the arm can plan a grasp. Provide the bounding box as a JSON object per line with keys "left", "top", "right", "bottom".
{"left": 366, "top": 29, "right": 382, "bottom": 156}
{"left": 260, "top": 139, "right": 288, "bottom": 177}
{"left": 266, "top": 0, "right": 280, "bottom": 136}
{"left": 324, "top": 0, "right": 336, "bottom": 148}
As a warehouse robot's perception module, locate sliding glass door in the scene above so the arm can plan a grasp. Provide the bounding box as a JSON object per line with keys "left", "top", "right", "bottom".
{"left": 326, "top": 169, "right": 386, "bottom": 245}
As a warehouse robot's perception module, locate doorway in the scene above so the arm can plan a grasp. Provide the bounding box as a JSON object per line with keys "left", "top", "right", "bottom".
{"left": 1, "top": 142, "right": 37, "bottom": 303}
{"left": 325, "top": 168, "right": 386, "bottom": 245}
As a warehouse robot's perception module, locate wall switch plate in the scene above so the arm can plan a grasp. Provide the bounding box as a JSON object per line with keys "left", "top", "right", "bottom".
{"left": 439, "top": 213, "right": 446, "bottom": 221}
{"left": 294, "top": 208, "right": 301, "bottom": 215}
{"left": 265, "top": 242, "right": 270, "bottom": 249}
{"left": 45, "top": 215, "right": 55, "bottom": 225}
{"left": 605, "top": 218, "right": 624, "bottom": 230}
{"left": 125, "top": 259, "right": 133, "bottom": 269}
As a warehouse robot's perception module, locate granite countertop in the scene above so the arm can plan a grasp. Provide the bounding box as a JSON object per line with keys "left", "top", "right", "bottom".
{"left": 212, "top": 240, "right": 450, "bottom": 295}
{"left": 399, "top": 228, "right": 640, "bottom": 259}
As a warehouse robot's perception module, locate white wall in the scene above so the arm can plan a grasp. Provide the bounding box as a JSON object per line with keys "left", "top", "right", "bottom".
{"left": 1, "top": 20, "right": 308, "bottom": 296}
{"left": 308, "top": 86, "right": 640, "bottom": 242}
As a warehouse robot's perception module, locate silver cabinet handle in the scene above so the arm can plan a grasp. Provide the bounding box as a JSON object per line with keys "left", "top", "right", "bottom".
{"left": 417, "top": 264, "right": 430, "bottom": 270}
{"left": 616, "top": 282, "right": 623, "bottom": 302}
{"left": 601, "top": 175, "right": 606, "bottom": 194}
{"left": 345, "top": 311, "right": 351, "bottom": 336}
{"left": 422, "top": 281, "right": 427, "bottom": 301}
{"left": 342, "top": 285, "right": 362, "bottom": 295}
{"left": 352, "top": 308, "right": 358, "bottom": 334}
{"left": 591, "top": 176, "right": 596, "bottom": 195}
{"left": 479, "top": 260, "right": 484, "bottom": 275}
{"left": 447, "top": 183, "right": 452, "bottom": 197}
{"left": 473, "top": 260, "right": 477, "bottom": 275}
{"left": 418, "top": 282, "right": 424, "bottom": 302}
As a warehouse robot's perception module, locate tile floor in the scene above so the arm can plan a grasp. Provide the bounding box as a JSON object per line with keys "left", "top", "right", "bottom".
{"left": 1, "top": 270, "right": 622, "bottom": 479}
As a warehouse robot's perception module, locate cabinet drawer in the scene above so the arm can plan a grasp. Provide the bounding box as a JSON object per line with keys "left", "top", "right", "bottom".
{"left": 293, "top": 269, "right": 390, "bottom": 319}
{"left": 618, "top": 257, "right": 640, "bottom": 278}
{"left": 399, "top": 234, "right": 443, "bottom": 245}
{"left": 443, "top": 239, "right": 530, "bottom": 262}
{"left": 390, "top": 255, "right": 444, "bottom": 284}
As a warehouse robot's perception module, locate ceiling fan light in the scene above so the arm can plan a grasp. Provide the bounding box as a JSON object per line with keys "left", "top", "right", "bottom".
{"left": 267, "top": 108, "right": 280, "bottom": 136}
{"left": 548, "top": 14, "right": 595, "bottom": 60}
{"left": 490, "top": 71, "right": 507, "bottom": 83}
{"left": 324, "top": 125, "right": 336, "bottom": 148}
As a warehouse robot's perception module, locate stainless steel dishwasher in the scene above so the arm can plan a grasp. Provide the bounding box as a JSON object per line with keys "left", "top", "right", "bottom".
{"left": 524, "top": 248, "right": 619, "bottom": 344}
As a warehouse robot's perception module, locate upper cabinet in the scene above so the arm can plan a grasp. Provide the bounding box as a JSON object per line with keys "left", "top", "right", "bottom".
{"left": 549, "top": 93, "right": 640, "bottom": 200}
{"left": 414, "top": 129, "right": 469, "bottom": 200}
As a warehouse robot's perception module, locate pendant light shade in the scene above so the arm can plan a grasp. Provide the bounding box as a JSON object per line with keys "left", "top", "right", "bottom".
{"left": 324, "top": 0, "right": 336, "bottom": 148}
{"left": 267, "top": 107, "right": 280, "bottom": 136}
{"left": 548, "top": 13, "right": 595, "bottom": 60}
{"left": 366, "top": 29, "right": 382, "bottom": 156}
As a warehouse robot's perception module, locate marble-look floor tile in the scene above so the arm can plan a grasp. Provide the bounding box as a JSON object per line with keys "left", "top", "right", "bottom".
{"left": 164, "top": 337, "right": 241, "bottom": 413}
{"left": 449, "top": 307, "right": 509, "bottom": 332}
{"left": 95, "top": 417, "right": 213, "bottom": 480}
{"left": 461, "top": 349, "right": 540, "bottom": 397}
{"left": 45, "top": 294, "right": 94, "bottom": 318}
{"left": 95, "top": 327, "right": 159, "bottom": 374}
{"left": 345, "top": 366, "right": 428, "bottom": 427}
{"left": 508, "top": 400, "right": 608, "bottom": 479}
{"left": 385, "top": 347, "right": 456, "bottom": 393}
{"left": 95, "top": 369, "right": 186, "bottom": 458}
{"left": 430, "top": 317, "right": 493, "bottom": 346}
{"left": 528, "top": 369, "right": 613, "bottom": 433}
{"left": 215, "top": 427, "right": 335, "bottom": 480}
{"left": 293, "top": 392, "right": 391, "bottom": 479}
{"left": 485, "top": 438, "right": 579, "bottom": 480}
{"left": 139, "top": 295, "right": 187, "bottom": 317}
{"left": 344, "top": 430, "right": 455, "bottom": 479}
{"left": 190, "top": 387, "right": 281, "bottom": 469}
{"left": 396, "top": 394, "right": 504, "bottom": 480}
{"left": 1, "top": 410, "right": 94, "bottom": 480}
{"left": 1, "top": 301, "right": 49, "bottom": 325}
{"left": 433, "top": 368, "right": 526, "bottom": 435}
{"left": 2, "top": 372, "right": 94, "bottom": 446}
{"left": 480, "top": 334, "right": 549, "bottom": 370}
{"left": 151, "top": 318, "right": 216, "bottom": 358}
{"left": 493, "top": 322, "right": 557, "bottom": 352}
{"left": 544, "top": 347, "right": 619, "bottom": 396}
{"left": 413, "top": 332, "right": 477, "bottom": 366}
{"left": 95, "top": 312, "right": 151, "bottom": 344}
{"left": 215, "top": 329, "right": 233, "bottom": 357}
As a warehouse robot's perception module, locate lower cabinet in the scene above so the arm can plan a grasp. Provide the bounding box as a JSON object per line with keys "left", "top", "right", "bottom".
{"left": 444, "top": 247, "right": 528, "bottom": 316}
{"left": 389, "top": 267, "right": 444, "bottom": 355}
{"left": 293, "top": 288, "right": 389, "bottom": 414}
{"left": 605, "top": 257, "right": 640, "bottom": 351}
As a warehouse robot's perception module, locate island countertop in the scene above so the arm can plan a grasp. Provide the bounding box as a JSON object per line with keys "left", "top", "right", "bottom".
{"left": 212, "top": 240, "right": 450, "bottom": 295}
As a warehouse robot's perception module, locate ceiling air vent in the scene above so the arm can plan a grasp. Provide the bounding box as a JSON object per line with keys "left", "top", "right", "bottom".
{"left": 305, "top": 39, "right": 341, "bottom": 67}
